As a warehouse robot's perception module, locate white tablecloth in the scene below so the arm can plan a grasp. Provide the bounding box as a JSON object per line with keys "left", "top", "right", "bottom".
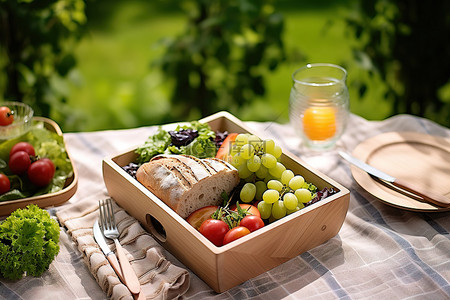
{"left": 1, "top": 113, "right": 449, "bottom": 299}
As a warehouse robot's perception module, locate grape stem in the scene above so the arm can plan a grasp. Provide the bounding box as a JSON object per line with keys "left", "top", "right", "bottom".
{"left": 212, "top": 190, "right": 251, "bottom": 229}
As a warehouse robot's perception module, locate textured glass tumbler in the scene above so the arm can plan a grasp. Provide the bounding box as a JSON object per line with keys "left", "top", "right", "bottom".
{"left": 289, "top": 63, "right": 349, "bottom": 150}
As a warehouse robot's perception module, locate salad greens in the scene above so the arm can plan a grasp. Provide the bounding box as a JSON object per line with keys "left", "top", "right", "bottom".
{"left": 0, "top": 121, "right": 73, "bottom": 202}
{"left": 136, "top": 121, "right": 217, "bottom": 163}
{"left": 0, "top": 204, "right": 60, "bottom": 280}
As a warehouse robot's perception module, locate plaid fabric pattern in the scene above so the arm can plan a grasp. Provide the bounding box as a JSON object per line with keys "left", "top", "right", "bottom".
{"left": 1, "top": 114, "right": 448, "bottom": 299}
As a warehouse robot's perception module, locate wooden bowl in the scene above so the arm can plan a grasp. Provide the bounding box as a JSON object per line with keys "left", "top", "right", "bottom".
{"left": 0, "top": 117, "right": 78, "bottom": 216}
{"left": 102, "top": 111, "right": 349, "bottom": 293}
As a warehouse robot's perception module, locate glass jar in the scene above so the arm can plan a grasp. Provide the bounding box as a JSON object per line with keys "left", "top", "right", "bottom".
{"left": 289, "top": 63, "right": 349, "bottom": 150}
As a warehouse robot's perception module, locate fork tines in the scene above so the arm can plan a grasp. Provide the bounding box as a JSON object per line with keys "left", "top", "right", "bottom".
{"left": 99, "top": 198, "right": 116, "bottom": 231}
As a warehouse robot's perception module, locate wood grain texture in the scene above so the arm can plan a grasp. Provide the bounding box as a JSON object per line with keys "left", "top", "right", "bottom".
{"left": 102, "top": 111, "right": 350, "bottom": 292}
{"left": 392, "top": 178, "right": 450, "bottom": 207}
{"left": 0, "top": 117, "right": 78, "bottom": 216}
{"left": 351, "top": 131, "right": 450, "bottom": 212}
{"left": 107, "top": 235, "right": 145, "bottom": 299}
{"left": 113, "top": 238, "right": 141, "bottom": 294}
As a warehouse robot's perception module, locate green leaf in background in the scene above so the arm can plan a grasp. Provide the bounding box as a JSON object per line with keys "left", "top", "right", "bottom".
{"left": 346, "top": 0, "right": 450, "bottom": 127}
{"left": 154, "top": 0, "right": 286, "bottom": 120}
{"left": 0, "top": 0, "right": 86, "bottom": 119}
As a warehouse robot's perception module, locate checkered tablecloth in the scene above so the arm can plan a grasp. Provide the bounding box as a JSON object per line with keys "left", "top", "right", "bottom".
{"left": 1, "top": 113, "right": 449, "bottom": 299}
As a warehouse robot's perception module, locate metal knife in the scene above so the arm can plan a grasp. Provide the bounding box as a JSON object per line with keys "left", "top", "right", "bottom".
{"left": 93, "top": 220, "right": 124, "bottom": 282}
{"left": 339, "top": 151, "right": 450, "bottom": 208}
{"left": 94, "top": 221, "right": 145, "bottom": 299}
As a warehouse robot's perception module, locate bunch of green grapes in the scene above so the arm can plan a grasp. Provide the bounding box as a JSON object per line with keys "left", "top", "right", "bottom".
{"left": 257, "top": 172, "right": 316, "bottom": 220}
{"left": 229, "top": 133, "right": 283, "bottom": 180}
{"left": 230, "top": 133, "right": 316, "bottom": 221}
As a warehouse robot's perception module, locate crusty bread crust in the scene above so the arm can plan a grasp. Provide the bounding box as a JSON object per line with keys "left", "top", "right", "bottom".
{"left": 136, "top": 154, "right": 240, "bottom": 218}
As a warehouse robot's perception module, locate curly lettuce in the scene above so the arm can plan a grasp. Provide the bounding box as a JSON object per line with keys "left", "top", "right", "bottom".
{"left": 0, "top": 205, "right": 60, "bottom": 280}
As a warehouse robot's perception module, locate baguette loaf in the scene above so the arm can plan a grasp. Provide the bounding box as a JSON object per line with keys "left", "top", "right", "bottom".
{"left": 136, "top": 154, "right": 240, "bottom": 218}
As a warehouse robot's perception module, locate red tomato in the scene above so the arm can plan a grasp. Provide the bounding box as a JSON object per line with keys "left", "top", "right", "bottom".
{"left": 239, "top": 215, "right": 264, "bottom": 232}
{"left": 0, "top": 106, "right": 14, "bottom": 126}
{"left": 42, "top": 158, "right": 56, "bottom": 178}
{"left": 9, "top": 151, "right": 31, "bottom": 175}
{"left": 27, "top": 158, "right": 55, "bottom": 187}
{"left": 223, "top": 226, "right": 251, "bottom": 245}
{"left": 0, "top": 174, "right": 10, "bottom": 195}
{"left": 215, "top": 133, "right": 238, "bottom": 162}
{"left": 10, "top": 142, "right": 35, "bottom": 157}
{"left": 230, "top": 203, "right": 261, "bottom": 218}
{"left": 186, "top": 205, "right": 219, "bottom": 230}
{"left": 199, "top": 219, "right": 229, "bottom": 247}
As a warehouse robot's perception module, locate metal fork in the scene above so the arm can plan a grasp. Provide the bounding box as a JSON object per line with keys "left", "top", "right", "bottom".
{"left": 99, "top": 198, "right": 141, "bottom": 295}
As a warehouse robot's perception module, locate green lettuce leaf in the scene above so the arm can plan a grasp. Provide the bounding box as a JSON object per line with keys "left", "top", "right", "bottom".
{"left": 135, "top": 121, "right": 217, "bottom": 163}
{"left": 0, "top": 121, "right": 73, "bottom": 202}
{"left": 135, "top": 127, "right": 172, "bottom": 163}
{"left": 0, "top": 205, "right": 60, "bottom": 280}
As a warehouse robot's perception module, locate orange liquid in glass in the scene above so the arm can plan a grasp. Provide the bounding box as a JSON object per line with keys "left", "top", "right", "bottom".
{"left": 302, "top": 106, "right": 336, "bottom": 141}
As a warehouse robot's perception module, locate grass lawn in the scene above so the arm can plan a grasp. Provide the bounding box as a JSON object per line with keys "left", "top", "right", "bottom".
{"left": 66, "top": 0, "right": 391, "bottom": 132}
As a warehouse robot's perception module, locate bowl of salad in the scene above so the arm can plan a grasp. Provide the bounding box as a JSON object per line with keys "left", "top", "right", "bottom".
{"left": 0, "top": 117, "right": 77, "bottom": 216}
{"left": 0, "top": 101, "right": 34, "bottom": 141}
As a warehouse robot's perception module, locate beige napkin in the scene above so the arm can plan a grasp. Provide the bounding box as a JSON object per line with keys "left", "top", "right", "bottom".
{"left": 56, "top": 195, "right": 190, "bottom": 300}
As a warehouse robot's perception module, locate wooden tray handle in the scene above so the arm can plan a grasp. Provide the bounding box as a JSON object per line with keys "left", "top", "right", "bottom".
{"left": 393, "top": 178, "right": 450, "bottom": 208}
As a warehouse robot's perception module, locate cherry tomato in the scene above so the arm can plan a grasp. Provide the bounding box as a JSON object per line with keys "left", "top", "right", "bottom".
{"left": 215, "top": 133, "right": 238, "bottom": 162}
{"left": 0, "top": 174, "right": 10, "bottom": 195}
{"left": 9, "top": 151, "right": 31, "bottom": 175}
{"left": 10, "top": 142, "right": 35, "bottom": 157}
{"left": 230, "top": 203, "right": 261, "bottom": 218}
{"left": 27, "top": 158, "right": 55, "bottom": 187}
{"left": 199, "top": 219, "right": 229, "bottom": 247}
{"left": 0, "top": 106, "right": 14, "bottom": 126}
{"left": 42, "top": 158, "right": 56, "bottom": 178}
{"left": 239, "top": 215, "right": 264, "bottom": 232}
{"left": 186, "top": 205, "right": 219, "bottom": 231}
{"left": 223, "top": 226, "right": 251, "bottom": 245}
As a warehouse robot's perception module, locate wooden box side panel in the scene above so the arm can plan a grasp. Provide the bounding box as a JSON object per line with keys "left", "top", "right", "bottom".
{"left": 203, "top": 114, "right": 249, "bottom": 135}
{"left": 103, "top": 111, "right": 350, "bottom": 293}
{"left": 102, "top": 159, "right": 222, "bottom": 291}
{"left": 104, "top": 152, "right": 350, "bottom": 293}
{"left": 216, "top": 192, "right": 349, "bottom": 292}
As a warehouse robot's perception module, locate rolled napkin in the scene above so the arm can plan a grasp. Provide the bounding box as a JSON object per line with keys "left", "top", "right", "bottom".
{"left": 56, "top": 195, "right": 190, "bottom": 300}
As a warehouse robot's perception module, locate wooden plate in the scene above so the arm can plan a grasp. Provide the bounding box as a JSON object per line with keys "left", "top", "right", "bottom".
{"left": 0, "top": 117, "right": 78, "bottom": 216}
{"left": 351, "top": 131, "right": 450, "bottom": 212}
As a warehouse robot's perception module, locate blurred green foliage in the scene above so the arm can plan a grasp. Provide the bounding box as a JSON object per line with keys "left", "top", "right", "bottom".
{"left": 347, "top": 0, "right": 450, "bottom": 127}
{"left": 154, "top": 0, "right": 286, "bottom": 121}
{"left": 0, "top": 0, "right": 86, "bottom": 122}
{"left": 1, "top": 0, "right": 448, "bottom": 132}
